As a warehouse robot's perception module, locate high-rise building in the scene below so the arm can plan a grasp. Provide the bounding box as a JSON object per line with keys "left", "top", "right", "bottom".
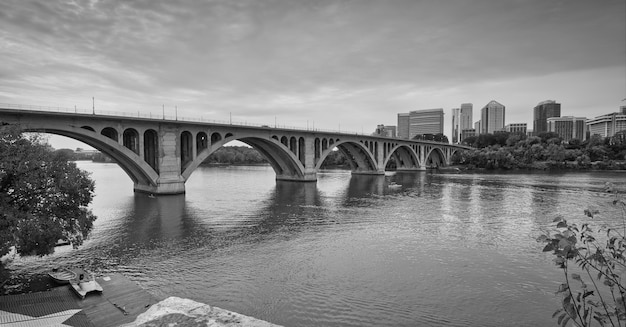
{"left": 504, "top": 123, "right": 527, "bottom": 134}
{"left": 397, "top": 109, "right": 444, "bottom": 139}
{"left": 480, "top": 100, "right": 505, "bottom": 134}
{"left": 451, "top": 108, "right": 460, "bottom": 143}
{"left": 408, "top": 108, "right": 443, "bottom": 139}
{"left": 460, "top": 103, "right": 473, "bottom": 130}
{"left": 533, "top": 100, "right": 561, "bottom": 135}
{"left": 547, "top": 117, "right": 587, "bottom": 142}
{"left": 397, "top": 113, "right": 410, "bottom": 139}
{"left": 474, "top": 121, "right": 481, "bottom": 135}
{"left": 587, "top": 111, "right": 626, "bottom": 137}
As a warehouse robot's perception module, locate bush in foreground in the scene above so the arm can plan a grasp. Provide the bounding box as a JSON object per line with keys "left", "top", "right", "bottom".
{"left": 538, "top": 183, "right": 626, "bottom": 326}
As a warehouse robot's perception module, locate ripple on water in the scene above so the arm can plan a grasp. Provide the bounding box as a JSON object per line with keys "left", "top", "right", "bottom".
{"left": 5, "top": 165, "right": 625, "bottom": 326}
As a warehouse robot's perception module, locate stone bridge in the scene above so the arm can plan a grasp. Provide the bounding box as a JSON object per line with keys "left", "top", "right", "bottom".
{"left": 0, "top": 106, "right": 470, "bottom": 195}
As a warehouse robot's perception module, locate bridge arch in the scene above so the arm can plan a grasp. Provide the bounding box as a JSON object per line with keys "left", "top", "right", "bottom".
{"left": 315, "top": 140, "right": 378, "bottom": 173}
{"left": 385, "top": 144, "right": 420, "bottom": 170}
{"left": 180, "top": 131, "right": 193, "bottom": 170}
{"left": 13, "top": 124, "right": 159, "bottom": 189}
{"left": 100, "top": 127, "right": 118, "bottom": 141}
{"left": 425, "top": 146, "right": 446, "bottom": 168}
{"left": 123, "top": 128, "right": 140, "bottom": 155}
{"left": 181, "top": 132, "right": 307, "bottom": 182}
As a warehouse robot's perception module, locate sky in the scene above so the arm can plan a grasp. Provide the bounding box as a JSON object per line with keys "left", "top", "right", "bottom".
{"left": 1, "top": 0, "right": 624, "bottom": 149}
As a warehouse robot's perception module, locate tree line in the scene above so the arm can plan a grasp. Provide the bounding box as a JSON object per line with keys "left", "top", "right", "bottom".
{"left": 201, "top": 146, "right": 351, "bottom": 168}
{"left": 453, "top": 131, "right": 626, "bottom": 170}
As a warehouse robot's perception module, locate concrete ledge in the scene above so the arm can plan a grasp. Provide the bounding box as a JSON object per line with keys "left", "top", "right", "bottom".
{"left": 119, "top": 297, "right": 281, "bottom": 327}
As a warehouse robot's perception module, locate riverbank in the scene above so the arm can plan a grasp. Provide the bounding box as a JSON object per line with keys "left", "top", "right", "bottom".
{"left": 0, "top": 272, "right": 281, "bottom": 327}
{"left": 451, "top": 160, "right": 626, "bottom": 171}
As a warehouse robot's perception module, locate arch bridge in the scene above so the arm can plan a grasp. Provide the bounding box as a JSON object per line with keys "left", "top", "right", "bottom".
{"left": 0, "top": 107, "right": 470, "bottom": 195}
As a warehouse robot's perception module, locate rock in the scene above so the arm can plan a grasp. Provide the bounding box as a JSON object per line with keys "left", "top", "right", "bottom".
{"left": 119, "top": 296, "right": 281, "bottom": 327}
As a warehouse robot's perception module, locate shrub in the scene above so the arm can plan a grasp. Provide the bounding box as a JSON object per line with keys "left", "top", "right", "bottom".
{"left": 538, "top": 183, "right": 626, "bottom": 326}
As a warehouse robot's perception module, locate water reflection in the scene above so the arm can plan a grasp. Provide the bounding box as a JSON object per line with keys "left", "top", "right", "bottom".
{"left": 7, "top": 164, "right": 626, "bottom": 327}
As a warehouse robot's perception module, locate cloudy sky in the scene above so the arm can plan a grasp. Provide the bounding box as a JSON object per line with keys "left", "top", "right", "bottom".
{"left": 1, "top": 0, "right": 624, "bottom": 148}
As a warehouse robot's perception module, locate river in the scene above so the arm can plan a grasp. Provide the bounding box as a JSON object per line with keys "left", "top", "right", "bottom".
{"left": 5, "top": 162, "right": 626, "bottom": 326}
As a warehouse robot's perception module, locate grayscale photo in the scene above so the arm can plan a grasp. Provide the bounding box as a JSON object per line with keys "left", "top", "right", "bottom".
{"left": 0, "top": 0, "right": 625, "bottom": 326}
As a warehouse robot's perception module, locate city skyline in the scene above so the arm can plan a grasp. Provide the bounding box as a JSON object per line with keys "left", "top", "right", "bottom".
{"left": 1, "top": 0, "right": 624, "bottom": 149}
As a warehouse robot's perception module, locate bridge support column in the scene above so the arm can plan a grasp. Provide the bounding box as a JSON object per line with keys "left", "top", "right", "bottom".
{"left": 134, "top": 179, "right": 186, "bottom": 195}
{"left": 134, "top": 126, "right": 187, "bottom": 195}
{"left": 351, "top": 170, "right": 385, "bottom": 176}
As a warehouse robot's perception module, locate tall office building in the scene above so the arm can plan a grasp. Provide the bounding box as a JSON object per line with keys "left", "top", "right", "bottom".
{"left": 587, "top": 111, "right": 626, "bottom": 137}
{"left": 397, "top": 109, "right": 444, "bottom": 139}
{"left": 547, "top": 117, "right": 587, "bottom": 141}
{"left": 451, "top": 108, "right": 460, "bottom": 143}
{"left": 397, "top": 113, "right": 410, "bottom": 139}
{"left": 474, "top": 121, "right": 481, "bottom": 135}
{"left": 533, "top": 100, "right": 561, "bottom": 135}
{"left": 480, "top": 100, "right": 505, "bottom": 134}
{"left": 460, "top": 103, "right": 473, "bottom": 130}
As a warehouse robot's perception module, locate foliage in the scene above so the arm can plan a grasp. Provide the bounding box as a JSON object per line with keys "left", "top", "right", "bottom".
{"left": 0, "top": 125, "right": 96, "bottom": 258}
{"left": 203, "top": 146, "right": 268, "bottom": 165}
{"left": 454, "top": 133, "right": 626, "bottom": 170}
{"left": 320, "top": 150, "right": 349, "bottom": 168}
{"left": 538, "top": 183, "right": 626, "bottom": 326}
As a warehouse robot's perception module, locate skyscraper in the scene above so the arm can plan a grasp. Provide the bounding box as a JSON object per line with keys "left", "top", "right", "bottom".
{"left": 397, "top": 113, "right": 410, "bottom": 139}
{"left": 547, "top": 117, "right": 587, "bottom": 142}
{"left": 533, "top": 100, "right": 561, "bottom": 135}
{"left": 460, "top": 103, "right": 473, "bottom": 142}
{"left": 480, "top": 100, "right": 505, "bottom": 134}
{"left": 397, "top": 109, "right": 444, "bottom": 139}
{"left": 409, "top": 109, "right": 443, "bottom": 139}
{"left": 460, "top": 103, "right": 473, "bottom": 130}
{"left": 451, "top": 108, "right": 460, "bottom": 143}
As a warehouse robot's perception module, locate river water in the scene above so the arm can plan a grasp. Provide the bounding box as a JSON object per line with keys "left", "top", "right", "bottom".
{"left": 5, "top": 162, "right": 626, "bottom": 326}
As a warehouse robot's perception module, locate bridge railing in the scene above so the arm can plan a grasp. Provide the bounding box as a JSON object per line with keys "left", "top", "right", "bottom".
{"left": 0, "top": 103, "right": 365, "bottom": 135}
{"left": 0, "top": 103, "right": 465, "bottom": 148}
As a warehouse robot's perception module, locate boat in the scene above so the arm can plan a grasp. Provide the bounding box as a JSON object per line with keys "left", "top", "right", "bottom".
{"left": 388, "top": 182, "right": 402, "bottom": 189}
{"left": 70, "top": 272, "right": 103, "bottom": 299}
{"left": 48, "top": 268, "right": 77, "bottom": 285}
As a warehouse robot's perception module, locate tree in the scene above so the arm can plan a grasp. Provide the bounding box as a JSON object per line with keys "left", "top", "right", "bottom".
{"left": 538, "top": 183, "right": 626, "bottom": 326}
{"left": 0, "top": 125, "right": 96, "bottom": 258}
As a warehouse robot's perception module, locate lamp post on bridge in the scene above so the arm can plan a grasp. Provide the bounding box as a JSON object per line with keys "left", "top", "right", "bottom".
{"left": 92, "top": 97, "right": 94, "bottom": 115}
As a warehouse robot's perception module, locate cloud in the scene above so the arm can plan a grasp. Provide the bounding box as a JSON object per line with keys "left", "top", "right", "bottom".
{"left": 0, "top": 0, "right": 624, "bottom": 141}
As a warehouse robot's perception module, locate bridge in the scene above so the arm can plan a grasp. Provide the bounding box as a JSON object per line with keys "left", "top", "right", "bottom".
{"left": 0, "top": 105, "right": 470, "bottom": 195}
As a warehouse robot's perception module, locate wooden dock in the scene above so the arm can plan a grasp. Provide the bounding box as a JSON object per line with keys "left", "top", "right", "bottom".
{"left": 0, "top": 273, "right": 158, "bottom": 327}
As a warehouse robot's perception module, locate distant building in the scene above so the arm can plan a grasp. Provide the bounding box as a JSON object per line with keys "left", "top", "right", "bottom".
{"left": 474, "top": 121, "right": 481, "bottom": 135}
{"left": 373, "top": 124, "right": 396, "bottom": 138}
{"left": 504, "top": 123, "right": 527, "bottom": 134}
{"left": 397, "top": 109, "right": 444, "bottom": 139}
{"left": 533, "top": 100, "right": 561, "bottom": 135}
{"left": 587, "top": 111, "right": 626, "bottom": 137}
{"left": 451, "top": 108, "right": 460, "bottom": 143}
{"left": 461, "top": 129, "right": 476, "bottom": 142}
{"left": 397, "top": 113, "right": 410, "bottom": 139}
{"left": 480, "top": 100, "right": 505, "bottom": 134}
{"left": 460, "top": 103, "right": 473, "bottom": 130}
{"left": 547, "top": 116, "right": 587, "bottom": 142}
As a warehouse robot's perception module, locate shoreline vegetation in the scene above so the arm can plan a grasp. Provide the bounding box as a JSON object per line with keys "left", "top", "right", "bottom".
{"left": 452, "top": 132, "right": 626, "bottom": 171}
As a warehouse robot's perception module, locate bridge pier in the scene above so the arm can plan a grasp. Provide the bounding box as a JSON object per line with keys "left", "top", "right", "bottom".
{"left": 276, "top": 171, "right": 317, "bottom": 182}
{"left": 351, "top": 170, "right": 385, "bottom": 176}
{"left": 134, "top": 181, "right": 186, "bottom": 195}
